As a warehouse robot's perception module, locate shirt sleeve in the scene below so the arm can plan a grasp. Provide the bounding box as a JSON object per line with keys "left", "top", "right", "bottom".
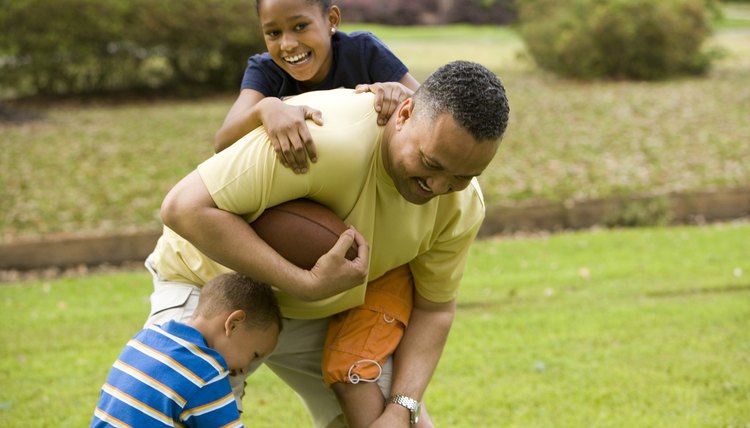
{"left": 409, "top": 185, "right": 486, "bottom": 303}
{"left": 181, "top": 376, "right": 242, "bottom": 428}
{"left": 241, "top": 53, "right": 284, "bottom": 96}
{"left": 361, "top": 32, "right": 409, "bottom": 83}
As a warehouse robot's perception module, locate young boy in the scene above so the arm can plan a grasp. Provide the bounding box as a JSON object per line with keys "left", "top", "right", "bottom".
{"left": 91, "top": 273, "right": 282, "bottom": 427}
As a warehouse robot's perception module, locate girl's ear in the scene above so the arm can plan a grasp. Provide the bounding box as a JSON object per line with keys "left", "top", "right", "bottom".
{"left": 328, "top": 5, "right": 341, "bottom": 29}
{"left": 224, "top": 310, "right": 247, "bottom": 336}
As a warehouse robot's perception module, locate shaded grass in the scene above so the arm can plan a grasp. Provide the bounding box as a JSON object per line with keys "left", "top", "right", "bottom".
{"left": 1, "top": 223, "right": 748, "bottom": 426}
{"left": 1, "top": 21, "right": 749, "bottom": 241}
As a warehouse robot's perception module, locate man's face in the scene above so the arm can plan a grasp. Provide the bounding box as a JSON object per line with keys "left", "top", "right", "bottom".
{"left": 382, "top": 99, "right": 500, "bottom": 205}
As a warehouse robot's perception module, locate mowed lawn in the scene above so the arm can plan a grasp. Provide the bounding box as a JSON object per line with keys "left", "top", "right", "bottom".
{"left": 2, "top": 20, "right": 750, "bottom": 241}
{"left": 1, "top": 223, "right": 748, "bottom": 427}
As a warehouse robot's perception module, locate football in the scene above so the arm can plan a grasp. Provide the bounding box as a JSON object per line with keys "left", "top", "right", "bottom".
{"left": 250, "top": 199, "right": 358, "bottom": 270}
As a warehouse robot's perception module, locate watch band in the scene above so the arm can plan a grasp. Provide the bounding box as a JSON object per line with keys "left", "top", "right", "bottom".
{"left": 389, "top": 394, "right": 420, "bottom": 425}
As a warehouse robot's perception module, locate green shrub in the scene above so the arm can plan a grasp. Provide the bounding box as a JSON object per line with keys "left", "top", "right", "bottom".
{"left": 0, "top": 0, "right": 264, "bottom": 97}
{"left": 518, "top": 0, "right": 716, "bottom": 80}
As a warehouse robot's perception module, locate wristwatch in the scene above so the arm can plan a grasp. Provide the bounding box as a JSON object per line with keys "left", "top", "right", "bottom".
{"left": 388, "top": 394, "right": 421, "bottom": 425}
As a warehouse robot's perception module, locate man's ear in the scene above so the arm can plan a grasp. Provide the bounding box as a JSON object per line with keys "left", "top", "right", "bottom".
{"left": 395, "top": 98, "right": 415, "bottom": 130}
{"left": 224, "top": 310, "right": 247, "bottom": 337}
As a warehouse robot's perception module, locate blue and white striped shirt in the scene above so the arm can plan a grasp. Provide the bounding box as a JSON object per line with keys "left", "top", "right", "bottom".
{"left": 92, "top": 320, "right": 242, "bottom": 427}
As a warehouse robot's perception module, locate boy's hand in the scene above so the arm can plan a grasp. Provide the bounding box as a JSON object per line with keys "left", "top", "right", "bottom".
{"left": 260, "top": 99, "right": 323, "bottom": 173}
{"left": 355, "top": 82, "right": 414, "bottom": 126}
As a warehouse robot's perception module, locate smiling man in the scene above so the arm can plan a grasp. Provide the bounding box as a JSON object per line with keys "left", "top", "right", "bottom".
{"left": 147, "top": 60, "right": 509, "bottom": 427}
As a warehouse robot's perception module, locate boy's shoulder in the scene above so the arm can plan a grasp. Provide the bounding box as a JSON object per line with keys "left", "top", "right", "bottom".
{"left": 140, "top": 322, "right": 227, "bottom": 378}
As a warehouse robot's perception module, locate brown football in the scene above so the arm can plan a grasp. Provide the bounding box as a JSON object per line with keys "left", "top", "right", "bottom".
{"left": 250, "top": 199, "right": 358, "bottom": 270}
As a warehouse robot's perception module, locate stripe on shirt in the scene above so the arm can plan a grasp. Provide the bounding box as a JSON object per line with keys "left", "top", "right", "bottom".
{"left": 113, "top": 360, "right": 187, "bottom": 407}
{"left": 180, "top": 391, "right": 237, "bottom": 420}
{"left": 148, "top": 324, "right": 226, "bottom": 374}
{"left": 128, "top": 339, "right": 205, "bottom": 387}
{"left": 93, "top": 408, "right": 132, "bottom": 428}
{"left": 102, "top": 383, "right": 174, "bottom": 426}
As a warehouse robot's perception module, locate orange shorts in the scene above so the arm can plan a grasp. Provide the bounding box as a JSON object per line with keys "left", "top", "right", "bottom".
{"left": 322, "top": 265, "right": 414, "bottom": 386}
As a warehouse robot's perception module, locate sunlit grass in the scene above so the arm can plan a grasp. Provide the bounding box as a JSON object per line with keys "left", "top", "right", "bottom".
{"left": 2, "top": 19, "right": 749, "bottom": 241}
{"left": 1, "top": 223, "right": 748, "bottom": 426}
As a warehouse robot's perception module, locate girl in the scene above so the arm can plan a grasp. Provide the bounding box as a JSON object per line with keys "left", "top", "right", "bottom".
{"left": 214, "top": 1, "right": 429, "bottom": 427}
{"left": 213, "top": 0, "right": 420, "bottom": 174}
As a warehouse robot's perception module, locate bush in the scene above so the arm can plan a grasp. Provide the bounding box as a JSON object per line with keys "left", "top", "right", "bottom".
{"left": 0, "top": 0, "right": 264, "bottom": 98}
{"left": 518, "top": 0, "right": 716, "bottom": 80}
{"left": 337, "top": 0, "right": 516, "bottom": 25}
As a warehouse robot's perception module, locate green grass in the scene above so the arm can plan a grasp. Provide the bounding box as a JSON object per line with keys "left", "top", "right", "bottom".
{"left": 2, "top": 17, "right": 750, "bottom": 242}
{"left": 1, "top": 223, "right": 748, "bottom": 427}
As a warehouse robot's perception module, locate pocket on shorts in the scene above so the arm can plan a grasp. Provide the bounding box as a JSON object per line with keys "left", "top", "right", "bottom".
{"left": 149, "top": 284, "right": 195, "bottom": 318}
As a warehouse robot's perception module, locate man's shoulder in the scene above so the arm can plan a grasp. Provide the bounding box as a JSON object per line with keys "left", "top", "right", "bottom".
{"left": 285, "top": 88, "right": 377, "bottom": 127}
{"left": 434, "top": 179, "right": 486, "bottom": 224}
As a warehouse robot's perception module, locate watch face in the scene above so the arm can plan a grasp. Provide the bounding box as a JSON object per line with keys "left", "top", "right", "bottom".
{"left": 391, "top": 395, "right": 420, "bottom": 425}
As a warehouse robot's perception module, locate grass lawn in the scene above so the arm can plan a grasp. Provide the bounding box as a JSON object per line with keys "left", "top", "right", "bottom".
{"left": 1, "top": 222, "right": 748, "bottom": 427}
{"left": 2, "top": 14, "right": 750, "bottom": 242}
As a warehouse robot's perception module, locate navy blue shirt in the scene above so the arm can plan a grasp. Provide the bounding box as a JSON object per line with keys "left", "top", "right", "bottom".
{"left": 241, "top": 31, "right": 409, "bottom": 98}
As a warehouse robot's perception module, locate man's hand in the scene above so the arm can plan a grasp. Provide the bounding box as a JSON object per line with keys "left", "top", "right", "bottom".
{"left": 303, "top": 226, "right": 369, "bottom": 301}
{"left": 259, "top": 98, "right": 323, "bottom": 173}
{"left": 368, "top": 403, "right": 411, "bottom": 428}
{"left": 355, "top": 82, "right": 414, "bottom": 126}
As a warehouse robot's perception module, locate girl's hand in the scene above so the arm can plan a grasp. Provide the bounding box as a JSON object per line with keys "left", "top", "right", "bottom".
{"left": 259, "top": 99, "right": 324, "bottom": 173}
{"left": 355, "top": 82, "right": 415, "bottom": 126}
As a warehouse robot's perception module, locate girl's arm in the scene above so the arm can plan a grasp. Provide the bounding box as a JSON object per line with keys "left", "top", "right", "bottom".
{"left": 355, "top": 73, "right": 421, "bottom": 126}
{"left": 213, "top": 89, "right": 324, "bottom": 173}
{"left": 213, "top": 89, "right": 265, "bottom": 152}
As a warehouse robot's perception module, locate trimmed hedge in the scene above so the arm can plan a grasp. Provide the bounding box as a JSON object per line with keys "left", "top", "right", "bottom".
{"left": 337, "top": 0, "right": 516, "bottom": 25}
{"left": 0, "top": 0, "right": 264, "bottom": 97}
{"left": 518, "top": 0, "right": 716, "bottom": 80}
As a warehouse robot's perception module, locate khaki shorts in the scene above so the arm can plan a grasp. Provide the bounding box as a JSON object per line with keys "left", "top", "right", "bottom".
{"left": 322, "top": 264, "right": 414, "bottom": 386}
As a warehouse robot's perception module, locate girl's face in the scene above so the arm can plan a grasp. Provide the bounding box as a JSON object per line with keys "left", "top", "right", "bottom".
{"left": 259, "top": 0, "right": 340, "bottom": 86}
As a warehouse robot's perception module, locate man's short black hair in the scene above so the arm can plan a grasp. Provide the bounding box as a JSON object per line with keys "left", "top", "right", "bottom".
{"left": 414, "top": 60, "right": 510, "bottom": 142}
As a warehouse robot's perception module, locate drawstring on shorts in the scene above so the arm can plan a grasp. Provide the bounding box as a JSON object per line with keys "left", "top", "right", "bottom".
{"left": 347, "top": 359, "right": 382, "bottom": 384}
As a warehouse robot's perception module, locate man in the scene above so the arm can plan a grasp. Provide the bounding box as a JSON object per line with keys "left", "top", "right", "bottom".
{"left": 146, "top": 60, "right": 509, "bottom": 427}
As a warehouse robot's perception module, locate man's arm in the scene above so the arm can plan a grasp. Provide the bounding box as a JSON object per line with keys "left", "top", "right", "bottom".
{"left": 160, "top": 170, "right": 369, "bottom": 301}
{"left": 370, "top": 292, "right": 456, "bottom": 427}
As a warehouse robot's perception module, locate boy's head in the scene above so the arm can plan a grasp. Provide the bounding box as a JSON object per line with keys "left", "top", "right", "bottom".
{"left": 256, "top": 0, "right": 341, "bottom": 86}
{"left": 192, "top": 273, "right": 283, "bottom": 371}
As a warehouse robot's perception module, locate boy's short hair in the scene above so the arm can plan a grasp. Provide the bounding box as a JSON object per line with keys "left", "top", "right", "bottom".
{"left": 195, "top": 273, "right": 283, "bottom": 331}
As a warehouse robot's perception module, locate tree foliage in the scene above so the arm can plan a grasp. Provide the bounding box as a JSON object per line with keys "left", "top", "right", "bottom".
{"left": 0, "top": 0, "right": 264, "bottom": 97}
{"left": 337, "top": 0, "right": 516, "bottom": 25}
{"left": 518, "top": 0, "right": 716, "bottom": 80}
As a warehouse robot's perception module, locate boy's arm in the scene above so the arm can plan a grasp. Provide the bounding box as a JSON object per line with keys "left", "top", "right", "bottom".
{"left": 181, "top": 377, "right": 242, "bottom": 427}
{"left": 160, "top": 170, "right": 369, "bottom": 301}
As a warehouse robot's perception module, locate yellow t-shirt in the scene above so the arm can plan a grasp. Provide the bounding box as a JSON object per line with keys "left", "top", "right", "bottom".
{"left": 151, "top": 88, "right": 485, "bottom": 319}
